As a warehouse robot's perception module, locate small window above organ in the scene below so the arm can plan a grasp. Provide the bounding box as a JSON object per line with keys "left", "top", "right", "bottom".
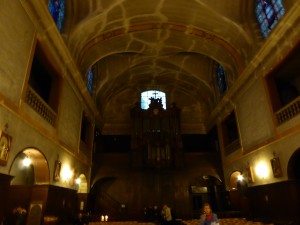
{"left": 141, "top": 90, "right": 166, "bottom": 110}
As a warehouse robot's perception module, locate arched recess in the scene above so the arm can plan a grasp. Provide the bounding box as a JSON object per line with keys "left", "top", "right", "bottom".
{"left": 229, "top": 171, "right": 242, "bottom": 191}
{"left": 228, "top": 171, "right": 245, "bottom": 212}
{"left": 228, "top": 170, "right": 250, "bottom": 216}
{"left": 287, "top": 148, "right": 300, "bottom": 180}
{"left": 77, "top": 173, "right": 89, "bottom": 213}
{"left": 286, "top": 149, "right": 300, "bottom": 222}
{"left": 5, "top": 148, "right": 49, "bottom": 225}
{"left": 77, "top": 173, "right": 88, "bottom": 193}
{"left": 9, "top": 148, "right": 49, "bottom": 185}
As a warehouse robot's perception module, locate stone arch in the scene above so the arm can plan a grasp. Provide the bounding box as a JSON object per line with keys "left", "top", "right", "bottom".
{"left": 229, "top": 170, "right": 242, "bottom": 191}
{"left": 287, "top": 148, "right": 300, "bottom": 180}
{"left": 228, "top": 170, "right": 247, "bottom": 212}
{"left": 77, "top": 173, "right": 88, "bottom": 193}
{"left": 9, "top": 148, "right": 49, "bottom": 185}
{"left": 88, "top": 176, "right": 117, "bottom": 214}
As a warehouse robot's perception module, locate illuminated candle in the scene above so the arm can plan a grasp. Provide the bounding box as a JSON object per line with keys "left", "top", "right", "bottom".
{"left": 101, "top": 215, "right": 104, "bottom": 221}
{"left": 105, "top": 215, "right": 108, "bottom": 221}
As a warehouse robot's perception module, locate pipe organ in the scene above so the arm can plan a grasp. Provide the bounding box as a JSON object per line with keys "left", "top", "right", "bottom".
{"left": 130, "top": 97, "right": 183, "bottom": 168}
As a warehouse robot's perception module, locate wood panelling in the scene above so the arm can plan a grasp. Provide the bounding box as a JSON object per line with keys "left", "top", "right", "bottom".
{"left": 44, "top": 185, "right": 78, "bottom": 224}
{"left": 247, "top": 180, "right": 300, "bottom": 224}
{"left": 0, "top": 174, "right": 13, "bottom": 224}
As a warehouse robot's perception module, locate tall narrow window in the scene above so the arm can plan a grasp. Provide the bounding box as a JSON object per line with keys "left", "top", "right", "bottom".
{"left": 48, "top": 0, "right": 65, "bottom": 32}
{"left": 216, "top": 64, "right": 228, "bottom": 96}
{"left": 255, "top": 0, "right": 284, "bottom": 38}
{"left": 87, "top": 68, "right": 94, "bottom": 95}
{"left": 221, "top": 111, "right": 241, "bottom": 156}
{"left": 141, "top": 90, "right": 166, "bottom": 109}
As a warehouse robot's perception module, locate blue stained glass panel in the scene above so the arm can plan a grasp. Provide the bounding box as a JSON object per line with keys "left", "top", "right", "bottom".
{"left": 217, "top": 65, "right": 227, "bottom": 96}
{"left": 255, "top": 0, "right": 284, "bottom": 38}
{"left": 48, "top": 0, "right": 65, "bottom": 32}
{"left": 87, "top": 68, "right": 94, "bottom": 95}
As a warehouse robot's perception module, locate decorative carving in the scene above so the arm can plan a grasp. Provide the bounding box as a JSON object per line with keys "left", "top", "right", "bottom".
{"left": 149, "top": 97, "right": 163, "bottom": 110}
{"left": 270, "top": 156, "right": 283, "bottom": 178}
{"left": 53, "top": 158, "right": 61, "bottom": 182}
{"left": 0, "top": 130, "right": 12, "bottom": 166}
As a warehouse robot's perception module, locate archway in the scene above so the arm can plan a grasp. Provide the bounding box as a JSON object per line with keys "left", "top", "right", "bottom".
{"left": 229, "top": 171, "right": 242, "bottom": 191}
{"left": 76, "top": 173, "right": 88, "bottom": 214}
{"left": 6, "top": 148, "right": 49, "bottom": 225}
{"left": 77, "top": 173, "right": 88, "bottom": 193}
{"left": 229, "top": 170, "right": 250, "bottom": 218}
{"left": 88, "top": 177, "right": 117, "bottom": 214}
{"left": 286, "top": 149, "right": 300, "bottom": 223}
{"left": 88, "top": 176, "right": 131, "bottom": 221}
{"left": 10, "top": 148, "right": 49, "bottom": 185}
{"left": 228, "top": 171, "right": 246, "bottom": 214}
{"left": 287, "top": 149, "right": 300, "bottom": 181}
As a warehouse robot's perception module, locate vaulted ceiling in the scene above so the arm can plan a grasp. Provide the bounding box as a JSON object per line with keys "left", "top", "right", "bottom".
{"left": 27, "top": 0, "right": 272, "bottom": 134}
{"left": 61, "top": 0, "right": 266, "bottom": 134}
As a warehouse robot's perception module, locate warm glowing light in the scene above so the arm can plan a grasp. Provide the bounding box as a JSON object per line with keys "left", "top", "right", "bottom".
{"left": 237, "top": 174, "right": 244, "bottom": 181}
{"left": 23, "top": 157, "right": 32, "bottom": 167}
{"left": 75, "top": 178, "right": 81, "bottom": 184}
{"left": 255, "top": 162, "right": 269, "bottom": 178}
{"left": 101, "top": 215, "right": 108, "bottom": 222}
{"left": 61, "top": 165, "right": 73, "bottom": 181}
{"left": 66, "top": 170, "right": 73, "bottom": 180}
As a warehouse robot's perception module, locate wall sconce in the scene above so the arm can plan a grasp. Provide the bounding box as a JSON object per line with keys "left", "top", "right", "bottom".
{"left": 75, "top": 177, "right": 81, "bottom": 185}
{"left": 255, "top": 162, "right": 269, "bottom": 179}
{"left": 237, "top": 174, "right": 244, "bottom": 181}
{"left": 22, "top": 154, "right": 32, "bottom": 167}
{"left": 61, "top": 165, "right": 73, "bottom": 182}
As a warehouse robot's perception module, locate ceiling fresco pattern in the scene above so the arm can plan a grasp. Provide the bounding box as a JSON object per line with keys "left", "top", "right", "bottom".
{"left": 26, "top": 0, "right": 281, "bottom": 134}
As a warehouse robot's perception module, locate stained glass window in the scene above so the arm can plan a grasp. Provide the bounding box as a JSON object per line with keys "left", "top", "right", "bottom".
{"left": 141, "top": 90, "right": 166, "bottom": 109}
{"left": 255, "top": 0, "right": 284, "bottom": 38}
{"left": 87, "top": 68, "right": 94, "bottom": 95}
{"left": 48, "top": 0, "right": 65, "bottom": 32}
{"left": 217, "top": 64, "right": 227, "bottom": 96}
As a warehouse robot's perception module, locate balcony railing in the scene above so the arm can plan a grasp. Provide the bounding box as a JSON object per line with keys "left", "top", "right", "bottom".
{"left": 275, "top": 96, "right": 300, "bottom": 125}
{"left": 25, "top": 86, "right": 57, "bottom": 126}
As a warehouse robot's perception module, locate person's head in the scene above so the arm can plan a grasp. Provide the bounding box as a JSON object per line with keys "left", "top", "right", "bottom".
{"left": 202, "top": 203, "right": 212, "bottom": 215}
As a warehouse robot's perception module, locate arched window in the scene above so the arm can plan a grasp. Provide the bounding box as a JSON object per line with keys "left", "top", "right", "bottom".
{"left": 87, "top": 68, "right": 94, "bottom": 95}
{"left": 216, "top": 64, "right": 228, "bottom": 96}
{"left": 48, "top": 0, "right": 65, "bottom": 32}
{"left": 255, "top": 0, "right": 284, "bottom": 38}
{"left": 141, "top": 90, "right": 166, "bottom": 109}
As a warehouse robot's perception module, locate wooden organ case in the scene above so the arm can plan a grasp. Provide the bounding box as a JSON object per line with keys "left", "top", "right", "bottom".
{"left": 130, "top": 97, "right": 183, "bottom": 168}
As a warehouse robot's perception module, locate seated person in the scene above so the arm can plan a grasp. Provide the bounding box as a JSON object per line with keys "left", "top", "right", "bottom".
{"left": 199, "top": 203, "right": 218, "bottom": 225}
